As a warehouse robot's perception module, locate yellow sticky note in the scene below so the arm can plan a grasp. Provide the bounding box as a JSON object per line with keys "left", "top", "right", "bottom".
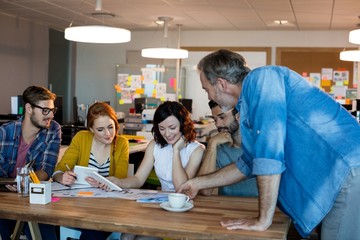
{"left": 135, "top": 88, "right": 144, "bottom": 94}
{"left": 321, "top": 80, "right": 331, "bottom": 87}
{"left": 119, "top": 99, "right": 124, "bottom": 104}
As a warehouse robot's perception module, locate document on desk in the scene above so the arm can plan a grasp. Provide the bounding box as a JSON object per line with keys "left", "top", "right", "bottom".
{"left": 52, "top": 187, "right": 159, "bottom": 200}
{"left": 51, "top": 182, "right": 94, "bottom": 191}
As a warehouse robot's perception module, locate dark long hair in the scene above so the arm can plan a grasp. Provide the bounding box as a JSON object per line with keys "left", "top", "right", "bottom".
{"left": 152, "top": 101, "right": 196, "bottom": 147}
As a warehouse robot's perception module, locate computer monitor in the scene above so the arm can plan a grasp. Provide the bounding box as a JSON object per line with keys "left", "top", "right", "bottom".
{"left": 179, "top": 99, "right": 192, "bottom": 113}
{"left": 134, "top": 98, "right": 146, "bottom": 113}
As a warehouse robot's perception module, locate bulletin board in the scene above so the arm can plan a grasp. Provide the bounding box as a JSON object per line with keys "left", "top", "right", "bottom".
{"left": 114, "top": 64, "right": 185, "bottom": 114}
{"left": 276, "top": 47, "right": 358, "bottom": 103}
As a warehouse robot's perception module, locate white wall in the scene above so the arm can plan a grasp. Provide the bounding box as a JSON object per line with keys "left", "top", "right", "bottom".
{"left": 75, "top": 30, "right": 357, "bottom": 119}
{"left": 0, "top": 14, "right": 48, "bottom": 114}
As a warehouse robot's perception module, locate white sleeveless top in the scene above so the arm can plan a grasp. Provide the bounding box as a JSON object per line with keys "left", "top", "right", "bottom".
{"left": 153, "top": 141, "right": 204, "bottom": 191}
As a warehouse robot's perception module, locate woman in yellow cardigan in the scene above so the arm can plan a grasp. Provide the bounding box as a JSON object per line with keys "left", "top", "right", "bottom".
{"left": 53, "top": 102, "right": 129, "bottom": 183}
{"left": 52, "top": 101, "right": 129, "bottom": 239}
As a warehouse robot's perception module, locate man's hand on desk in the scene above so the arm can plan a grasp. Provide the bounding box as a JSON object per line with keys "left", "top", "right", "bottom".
{"left": 6, "top": 183, "right": 17, "bottom": 192}
{"left": 178, "top": 178, "right": 200, "bottom": 199}
{"left": 0, "top": 177, "right": 17, "bottom": 192}
{"left": 220, "top": 216, "right": 271, "bottom": 232}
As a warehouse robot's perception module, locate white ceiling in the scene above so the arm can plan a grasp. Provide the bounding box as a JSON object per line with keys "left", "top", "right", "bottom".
{"left": 0, "top": 0, "right": 360, "bottom": 32}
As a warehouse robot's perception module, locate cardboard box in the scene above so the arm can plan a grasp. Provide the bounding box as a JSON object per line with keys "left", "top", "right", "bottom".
{"left": 30, "top": 182, "right": 51, "bottom": 205}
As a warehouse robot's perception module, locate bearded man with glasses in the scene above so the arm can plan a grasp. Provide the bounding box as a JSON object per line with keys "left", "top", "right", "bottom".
{"left": 0, "top": 85, "right": 61, "bottom": 240}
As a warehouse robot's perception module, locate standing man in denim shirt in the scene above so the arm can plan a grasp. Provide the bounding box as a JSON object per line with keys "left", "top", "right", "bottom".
{"left": 0, "top": 85, "right": 61, "bottom": 240}
{"left": 197, "top": 100, "right": 258, "bottom": 197}
{"left": 179, "top": 49, "right": 360, "bottom": 240}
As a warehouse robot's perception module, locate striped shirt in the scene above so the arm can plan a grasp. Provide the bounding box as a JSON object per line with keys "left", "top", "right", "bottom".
{"left": 88, "top": 152, "right": 110, "bottom": 177}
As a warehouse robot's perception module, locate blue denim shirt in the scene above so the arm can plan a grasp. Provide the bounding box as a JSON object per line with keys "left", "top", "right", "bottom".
{"left": 217, "top": 144, "right": 258, "bottom": 197}
{"left": 235, "top": 66, "right": 360, "bottom": 237}
{"left": 0, "top": 117, "right": 61, "bottom": 178}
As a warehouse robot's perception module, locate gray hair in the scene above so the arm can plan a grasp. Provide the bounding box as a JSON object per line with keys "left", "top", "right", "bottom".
{"left": 197, "top": 49, "right": 251, "bottom": 86}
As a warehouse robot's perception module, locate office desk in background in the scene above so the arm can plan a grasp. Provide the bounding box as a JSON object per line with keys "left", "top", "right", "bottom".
{"left": 58, "top": 139, "right": 149, "bottom": 160}
{"left": 0, "top": 193, "right": 290, "bottom": 240}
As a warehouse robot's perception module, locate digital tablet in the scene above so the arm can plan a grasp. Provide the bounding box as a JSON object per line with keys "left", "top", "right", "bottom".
{"left": 74, "top": 166, "right": 98, "bottom": 185}
{"left": 89, "top": 172, "right": 123, "bottom": 191}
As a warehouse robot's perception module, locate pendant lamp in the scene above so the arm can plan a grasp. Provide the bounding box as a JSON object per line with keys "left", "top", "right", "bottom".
{"left": 64, "top": 0, "right": 131, "bottom": 44}
{"left": 141, "top": 17, "right": 188, "bottom": 59}
{"left": 340, "top": 17, "right": 360, "bottom": 61}
{"left": 349, "top": 29, "right": 360, "bottom": 45}
{"left": 340, "top": 49, "right": 360, "bottom": 62}
{"left": 349, "top": 17, "right": 360, "bottom": 44}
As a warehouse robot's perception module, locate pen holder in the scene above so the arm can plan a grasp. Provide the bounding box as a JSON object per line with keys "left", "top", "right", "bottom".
{"left": 30, "top": 181, "right": 51, "bottom": 205}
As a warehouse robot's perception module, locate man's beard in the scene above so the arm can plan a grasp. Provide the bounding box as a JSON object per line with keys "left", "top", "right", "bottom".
{"left": 30, "top": 113, "right": 51, "bottom": 129}
{"left": 218, "top": 119, "right": 239, "bottom": 136}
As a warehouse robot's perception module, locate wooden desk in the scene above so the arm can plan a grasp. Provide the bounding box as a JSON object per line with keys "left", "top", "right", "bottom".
{"left": 0, "top": 193, "right": 290, "bottom": 240}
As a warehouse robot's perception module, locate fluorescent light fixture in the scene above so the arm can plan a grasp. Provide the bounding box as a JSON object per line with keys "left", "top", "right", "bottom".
{"left": 64, "top": 25, "right": 131, "bottom": 44}
{"left": 141, "top": 48, "right": 188, "bottom": 59}
{"left": 349, "top": 29, "right": 360, "bottom": 44}
{"left": 274, "top": 20, "right": 288, "bottom": 25}
{"left": 340, "top": 50, "right": 360, "bottom": 62}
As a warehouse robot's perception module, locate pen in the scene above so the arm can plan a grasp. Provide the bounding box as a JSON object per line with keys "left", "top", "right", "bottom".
{"left": 65, "top": 164, "right": 71, "bottom": 171}
{"left": 65, "top": 164, "right": 77, "bottom": 180}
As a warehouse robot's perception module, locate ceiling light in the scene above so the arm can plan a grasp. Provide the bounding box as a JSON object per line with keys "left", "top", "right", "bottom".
{"left": 348, "top": 16, "right": 360, "bottom": 45}
{"left": 64, "top": 0, "right": 131, "bottom": 44}
{"left": 274, "top": 20, "right": 288, "bottom": 25}
{"left": 349, "top": 29, "right": 360, "bottom": 44}
{"left": 141, "top": 17, "right": 188, "bottom": 59}
{"left": 65, "top": 26, "right": 131, "bottom": 43}
{"left": 142, "top": 48, "right": 188, "bottom": 59}
{"left": 340, "top": 50, "right": 360, "bottom": 62}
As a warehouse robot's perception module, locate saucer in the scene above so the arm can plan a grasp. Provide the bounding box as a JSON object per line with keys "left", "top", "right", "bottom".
{"left": 160, "top": 201, "right": 194, "bottom": 212}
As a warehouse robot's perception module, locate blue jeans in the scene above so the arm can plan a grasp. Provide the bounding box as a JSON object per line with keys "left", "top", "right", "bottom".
{"left": 0, "top": 219, "right": 57, "bottom": 240}
{"left": 321, "top": 167, "right": 360, "bottom": 240}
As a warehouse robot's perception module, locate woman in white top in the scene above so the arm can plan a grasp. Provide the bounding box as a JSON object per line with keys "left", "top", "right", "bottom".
{"left": 106, "top": 101, "right": 205, "bottom": 192}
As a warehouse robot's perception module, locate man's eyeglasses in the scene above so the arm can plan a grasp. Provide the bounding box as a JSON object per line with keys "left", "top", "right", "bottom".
{"left": 31, "top": 103, "right": 57, "bottom": 115}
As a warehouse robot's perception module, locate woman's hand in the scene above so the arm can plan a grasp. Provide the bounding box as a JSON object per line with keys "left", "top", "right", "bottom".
{"left": 62, "top": 171, "right": 77, "bottom": 185}
{"left": 85, "top": 176, "right": 119, "bottom": 192}
{"left": 173, "top": 136, "right": 186, "bottom": 151}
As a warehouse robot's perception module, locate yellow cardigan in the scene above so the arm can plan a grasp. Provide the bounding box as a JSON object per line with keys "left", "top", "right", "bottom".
{"left": 55, "top": 130, "right": 129, "bottom": 178}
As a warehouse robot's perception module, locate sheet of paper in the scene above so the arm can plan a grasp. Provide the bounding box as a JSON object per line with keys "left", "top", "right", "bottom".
{"left": 52, "top": 188, "right": 159, "bottom": 200}
{"left": 136, "top": 193, "right": 169, "bottom": 203}
{"left": 51, "top": 182, "right": 94, "bottom": 191}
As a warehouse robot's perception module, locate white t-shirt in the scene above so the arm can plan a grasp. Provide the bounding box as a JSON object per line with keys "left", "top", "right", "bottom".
{"left": 153, "top": 141, "right": 204, "bottom": 191}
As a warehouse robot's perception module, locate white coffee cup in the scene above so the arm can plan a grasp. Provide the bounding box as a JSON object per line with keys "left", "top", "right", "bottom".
{"left": 168, "top": 193, "right": 190, "bottom": 209}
